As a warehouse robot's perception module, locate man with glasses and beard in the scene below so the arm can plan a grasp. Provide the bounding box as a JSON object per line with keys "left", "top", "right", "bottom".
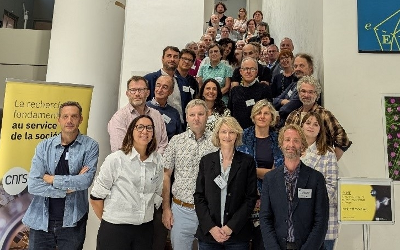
{"left": 260, "top": 124, "right": 329, "bottom": 250}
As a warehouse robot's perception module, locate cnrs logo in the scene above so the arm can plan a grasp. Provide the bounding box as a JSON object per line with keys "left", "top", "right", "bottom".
{"left": 3, "top": 167, "right": 29, "bottom": 195}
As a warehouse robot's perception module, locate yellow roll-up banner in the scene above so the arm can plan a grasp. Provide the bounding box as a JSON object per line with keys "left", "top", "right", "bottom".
{"left": 0, "top": 79, "right": 93, "bottom": 248}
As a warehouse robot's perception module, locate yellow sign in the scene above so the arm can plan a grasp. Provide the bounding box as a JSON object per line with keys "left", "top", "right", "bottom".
{"left": 340, "top": 184, "right": 376, "bottom": 221}
{"left": 0, "top": 80, "right": 93, "bottom": 181}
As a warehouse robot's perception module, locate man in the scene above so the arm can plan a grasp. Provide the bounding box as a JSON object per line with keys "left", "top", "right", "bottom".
{"left": 285, "top": 76, "right": 352, "bottom": 160}
{"left": 108, "top": 75, "right": 168, "bottom": 153}
{"left": 206, "top": 26, "right": 218, "bottom": 41}
{"left": 201, "top": 34, "right": 213, "bottom": 52}
{"left": 248, "top": 22, "right": 269, "bottom": 43}
{"left": 272, "top": 37, "right": 295, "bottom": 78}
{"left": 231, "top": 43, "right": 272, "bottom": 88}
{"left": 197, "top": 40, "right": 207, "bottom": 60}
{"left": 228, "top": 57, "right": 272, "bottom": 129}
{"left": 224, "top": 16, "right": 241, "bottom": 41}
{"left": 145, "top": 46, "right": 197, "bottom": 123}
{"left": 266, "top": 44, "right": 279, "bottom": 71}
{"left": 209, "top": 1, "right": 227, "bottom": 27}
{"left": 273, "top": 53, "right": 313, "bottom": 127}
{"left": 22, "top": 101, "right": 99, "bottom": 250}
{"left": 146, "top": 75, "right": 182, "bottom": 141}
{"left": 260, "top": 32, "right": 272, "bottom": 47}
{"left": 162, "top": 99, "right": 218, "bottom": 250}
{"left": 260, "top": 124, "right": 329, "bottom": 250}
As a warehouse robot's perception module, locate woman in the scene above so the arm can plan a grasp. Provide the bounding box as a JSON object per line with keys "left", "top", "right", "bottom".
{"left": 233, "top": 8, "right": 247, "bottom": 38}
{"left": 300, "top": 112, "right": 339, "bottom": 250}
{"left": 194, "top": 116, "right": 257, "bottom": 249}
{"left": 198, "top": 78, "right": 231, "bottom": 132}
{"left": 197, "top": 43, "right": 232, "bottom": 104}
{"left": 90, "top": 115, "right": 163, "bottom": 250}
{"left": 186, "top": 41, "right": 201, "bottom": 77}
{"left": 240, "top": 99, "right": 284, "bottom": 250}
{"left": 271, "top": 50, "right": 297, "bottom": 98}
{"left": 252, "top": 10, "right": 268, "bottom": 32}
{"left": 259, "top": 47, "right": 268, "bottom": 66}
{"left": 218, "top": 38, "right": 238, "bottom": 68}
{"left": 243, "top": 19, "right": 257, "bottom": 44}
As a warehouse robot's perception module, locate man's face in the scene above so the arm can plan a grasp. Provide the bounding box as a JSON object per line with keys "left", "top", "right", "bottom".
{"left": 267, "top": 46, "right": 279, "bottom": 62}
{"left": 261, "top": 36, "right": 270, "bottom": 46}
{"left": 299, "top": 83, "right": 318, "bottom": 106}
{"left": 293, "top": 57, "right": 312, "bottom": 78}
{"left": 58, "top": 106, "right": 82, "bottom": 135}
{"left": 211, "top": 14, "right": 218, "bottom": 24}
{"left": 198, "top": 41, "right": 207, "bottom": 55}
{"left": 186, "top": 105, "right": 207, "bottom": 134}
{"left": 281, "top": 129, "right": 303, "bottom": 159}
{"left": 216, "top": 4, "right": 225, "bottom": 14}
{"left": 240, "top": 59, "right": 258, "bottom": 84}
{"left": 126, "top": 80, "right": 149, "bottom": 108}
{"left": 178, "top": 52, "right": 195, "bottom": 71}
{"left": 162, "top": 49, "right": 179, "bottom": 71}
{"left": 207, "top": 28, "right": 217, "bottom": 40}
{"left": 242, "top": 45, "right": 257, "bottom": 59}
{"left": 225, "top": 17, "right": 234, "bottom": 28}
{"left": 188, "top": 44, "right": 198, "bottom": 55}
{"left": 202, "top": 35, "right": 212, "bottom": 48}
{"left": 221, "top": 28, "right": 230, "bottom": 39}
{"left": 155, "top": 77, "right": 173, "bottom": 101}
{"left": 280, "top": 39, "right": 294, "bottom": 52}
{"left": 236, "top": 40, "right": 245, "bottom": 50}
{"left": 257, "top": 25, "right": 266, "bottom": 34}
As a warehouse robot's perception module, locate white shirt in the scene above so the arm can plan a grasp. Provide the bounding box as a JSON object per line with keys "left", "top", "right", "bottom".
{"left": 91, "top": 149, "right": 163, "bottom": 225}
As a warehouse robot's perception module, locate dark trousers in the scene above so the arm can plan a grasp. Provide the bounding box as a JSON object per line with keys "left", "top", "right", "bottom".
{"left": 96, "top": 220, "right": 153, "bottom": 250}
{"left": 199, "top": 240, "right": 249, "bottom": 250}
{"left": 251, "top": 225, "right": 265, "bottom": 250}
{"left": 28, "top": 213, "right": 88, "bottom": 250}
{"left": 152, "top": 206, "right": 168, "bottom": 250}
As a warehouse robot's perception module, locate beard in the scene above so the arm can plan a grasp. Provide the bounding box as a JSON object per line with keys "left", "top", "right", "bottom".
{"left": 283, "top": 147, "right": 302, "bottom": 159}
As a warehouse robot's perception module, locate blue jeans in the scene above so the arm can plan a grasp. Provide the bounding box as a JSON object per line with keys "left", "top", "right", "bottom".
{"left": 324, "top": 239, "right": 336, "bottom": 250}
{"left": 170, "top": 202, "right": 198, "bottom": 250}
{"left": 199, "top": 240, "right": 249, "bottom": 250}
{"left": 29, "top": 213, "right": 88, "bottom": 250}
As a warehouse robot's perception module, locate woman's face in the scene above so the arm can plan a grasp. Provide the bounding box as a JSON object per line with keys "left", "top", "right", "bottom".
{"left": 203, "top": 81, "right": 218, "bottom": 102}
{"left": 238, "top": 9, "right": 246, "bottom": 18}
{"left": 209, "top": 46, "right": 222, "bottom": 62}
{"left": 133, "top": 117, "right": 153, "bottom": 147}
{"left": 280, "top": 55, "right": 294, "bottom": 69}
{"left": 253, "top": 12, "right": 263, "bottom": 22}
{"left": 222, "top": 43, "right": 233, "bottom": 58}
{"left": 218, "top": 123, "right": 237, "bottom": 148}
{"left": 254, "top": 106, "right": 273, "bottom": 128}
{"left": 302, "top": 116, "right": 320, "bottom": 140}
{"left": 247, "top": 21, "right": 255, "bottom": 31}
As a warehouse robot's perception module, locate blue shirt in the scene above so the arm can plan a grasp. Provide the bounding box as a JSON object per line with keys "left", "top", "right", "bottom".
{"left": 22, "top": 133, "right": 99, "bottom": 231}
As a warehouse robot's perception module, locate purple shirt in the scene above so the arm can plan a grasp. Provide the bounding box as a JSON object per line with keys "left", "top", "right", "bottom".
{"left": 108, "top": 104, "right": 168, "bottom": 154}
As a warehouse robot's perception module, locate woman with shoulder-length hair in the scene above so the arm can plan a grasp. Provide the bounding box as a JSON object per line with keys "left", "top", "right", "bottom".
{"left": 194, "top": 116, "right": 257, "bottom": 249}
{"left": 90, "top": 115, "right": 163, "bottom": 250}
{"left": 300, "top": 112, "right": 339, "bottom": 250}
{"left": 239, "top": 99, "right": 284, "bottom": 250}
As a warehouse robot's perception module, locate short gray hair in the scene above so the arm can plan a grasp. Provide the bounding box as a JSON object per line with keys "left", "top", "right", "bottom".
{"left": 296, "top": 75, "right": 322, "bottom": 98}
{"left": 185, "top": 99, "right": 208, "bottom": 114}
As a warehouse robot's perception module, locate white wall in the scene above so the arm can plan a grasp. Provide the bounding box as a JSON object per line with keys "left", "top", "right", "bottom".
{"left": 119, "top": 0, "right": 205, "bottom": 108}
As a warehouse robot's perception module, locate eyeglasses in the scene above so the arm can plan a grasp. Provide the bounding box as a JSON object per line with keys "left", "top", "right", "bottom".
{"left": 240, "top": 67, "right": 257, "bottom": 72}
{"left": 221, "top": 30, "right": 229, "bottom": 33}
{"left": 181, "top": 57, "right": 194, "bottom": 63}
{"left": 135, "top": 124, "right": 154, "bottom": 132}
{"left": 300, "top": 89, "right": 316, "bottom": 95}
{"left": 155, "top": 84, "right": 169, "bottom": 91}
{"left": 128, "top": 88, "right": 148, "bottom": 94}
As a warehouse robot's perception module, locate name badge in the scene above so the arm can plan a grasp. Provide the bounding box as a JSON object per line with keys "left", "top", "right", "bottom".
{"left": 298, "top": 188, "right": 312, "bottom": 198}
{"left": 288, "top": 89, "right": 293, "bottom": 97}
{"left": 190, "top": 87, "right": 195, "bottom": 95}
{"left": 183, "top": 86, "right": 190, "bottom": 92}
{"left": 191, "top": 64, "right": 196, "bottom": 69}
{"left": 214, "top": 175, "right": 227, "bottom": 189}
{"left": 65, "top": 152, "right": 69, "bottom": 160}
{"left": 245, "top": 99, "right": 255, "bottom": 107}
{"left": 162, "top": 114, "right": 171, "bottom": 124}
{"left": 151, "top": 175, "right": 160, "bottom": 184}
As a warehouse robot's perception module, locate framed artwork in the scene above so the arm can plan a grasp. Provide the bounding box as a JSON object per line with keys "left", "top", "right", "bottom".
{"left": 382, "top": 95, "right": 400, "bottom": 180}
{"left": 357, "top": 0, "right": 400, "bottom": 53}
{"left": 2, "top": 10, "right": 18, "bottom": 29}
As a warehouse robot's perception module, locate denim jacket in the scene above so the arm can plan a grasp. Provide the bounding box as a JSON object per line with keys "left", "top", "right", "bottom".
{"left": 22, "top": 133, "right": 99, "bottom": 231}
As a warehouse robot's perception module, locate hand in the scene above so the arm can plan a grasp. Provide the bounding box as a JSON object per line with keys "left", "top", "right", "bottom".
{"left": 209, "top": 226, "right": 230, "bottom": 243}
{"left": 43, "top": 174, "right": 54, "bottom": 184}
{"left": 79, "top": 166, "right": 89, "bottom": 175}
{"left": 162, "top": 208, "right": 174, "bottom": 230}
{"left": 221, "top": 225, "right": 232, "bottom": 237}
{"left": 281, "top": 99, "right": 290, "bottom": 105}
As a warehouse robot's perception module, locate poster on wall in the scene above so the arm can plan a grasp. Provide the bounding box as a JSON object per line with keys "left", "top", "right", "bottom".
{"left": 0, "top": 79, "right": 93, "bottom": 249}
{"left": 338, "top": 178, "right": 394, "bottom": 224}
{"left": 357, "top": 0, "right": 400, "bottom": 53}
{"left": 382, "top": 95, "right": 400, "bottom": 181}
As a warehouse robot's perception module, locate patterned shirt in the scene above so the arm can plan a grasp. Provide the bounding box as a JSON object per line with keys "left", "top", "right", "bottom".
{"left": 206, "top": 108, "right": 231, "bottom": 132}
{"left": 162, "top": 129, "right": 218, "bottom": 204}
{"left": 301, "top": 142, "right": 339, "bottom": 240}
{"left": 285, "top": 103, "right": 352, "bottom": 151}
{"left": 284, "top": 164, "right": 300, "bottom": 243}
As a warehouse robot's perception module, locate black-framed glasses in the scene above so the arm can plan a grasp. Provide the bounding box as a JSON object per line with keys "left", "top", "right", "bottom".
{"left": 135, "top": 124, "right": 154, "bottom": 132}
{"left": 128, "top": 88, "right": 148, "bottom": 94}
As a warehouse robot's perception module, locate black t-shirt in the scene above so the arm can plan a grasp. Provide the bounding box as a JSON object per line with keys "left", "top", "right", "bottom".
{"left": 255, "top": 136, "right": 274, "bottom": 169}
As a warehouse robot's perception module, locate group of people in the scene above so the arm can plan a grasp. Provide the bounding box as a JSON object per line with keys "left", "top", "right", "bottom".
{"left": 21, "top": 2, "right": 353, "bottom": 250}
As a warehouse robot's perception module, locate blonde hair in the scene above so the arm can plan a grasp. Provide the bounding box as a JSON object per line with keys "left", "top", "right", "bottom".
{"left": 212, "top": 116, "right": 243, "bottom": 147}
{"left": 278, "top": 124, "right": 308, "bottom": 154}
{"left": 250, "top": 99, "right": 277, "bottom": 127}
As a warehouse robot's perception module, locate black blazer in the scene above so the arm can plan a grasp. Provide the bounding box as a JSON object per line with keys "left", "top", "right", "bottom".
{"left": 194, "top": 150, "right": 257, "bottom": 243}
{"left": 260, "top": 162, "right": 329, "bottom": 250}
